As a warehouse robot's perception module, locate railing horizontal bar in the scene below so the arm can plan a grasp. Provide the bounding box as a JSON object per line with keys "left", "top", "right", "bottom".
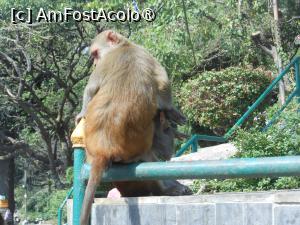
{"left": 195, "top": 135, "right": 227, "bottom": 142}
{"left": 262, "top": 89, "right": 297, "bottom": 132}
{"left": 175, "top": 135, "right": 226, "bottom": 157}
{"left": 81, "top": 156, "right": 300, "bottom": 182}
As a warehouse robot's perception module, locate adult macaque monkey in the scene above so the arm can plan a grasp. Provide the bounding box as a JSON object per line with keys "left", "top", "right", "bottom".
{"left": 79, "top": 30, "right": 185, "bottom": 225}
{"left": 75, "top": 44, "right": 186, "bottom": 125}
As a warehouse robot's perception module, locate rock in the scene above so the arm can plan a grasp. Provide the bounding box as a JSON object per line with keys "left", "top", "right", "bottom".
{"left": 171, "top": 143, "right": 238, "bottom": 186}
{"left": 171, "top": 143, "right": 238, "bottom": 162}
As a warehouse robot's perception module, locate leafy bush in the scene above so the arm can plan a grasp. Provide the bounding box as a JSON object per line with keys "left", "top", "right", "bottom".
{"left": 234, "top": 101, "right": 300, "bottom": 158}
{"left": 177, "top": 67, "right": 271, "bottom": 135}
{"left": 192, "top": 100, "right": 300, "bottom": 193}
{"left": 65, "top": 167, "right": 73, "bottom": 185}
{"left": 15, "top": 186, "right": 69, "bottom": 222}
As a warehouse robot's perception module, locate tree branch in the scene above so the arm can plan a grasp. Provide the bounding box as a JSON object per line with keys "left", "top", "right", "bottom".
{"left": 251, "top": 31, "right": 276, "bottom": 57}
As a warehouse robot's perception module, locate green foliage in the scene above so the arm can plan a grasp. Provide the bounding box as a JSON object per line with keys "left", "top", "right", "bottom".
{"left": 193, "top": 100, "right": 300, "bottom": 193}
{"left": 177, "top": 67, "right": 271, "bottom": 135}
{"left": 235, "top": 101, "right": 300, "bottom": 158}
{"left": 15, "top": 186, "right": 69, "bottom": 222}
{"left": 65, "top": 167, "right": 73, "bottom": 185}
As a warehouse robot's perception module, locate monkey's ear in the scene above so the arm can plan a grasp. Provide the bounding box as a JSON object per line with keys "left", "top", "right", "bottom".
{"left": 107, "top": 31, "right": 119, "bottom": 44}
{"left": 91, "top": 49, "right": 99, "bottom": 59}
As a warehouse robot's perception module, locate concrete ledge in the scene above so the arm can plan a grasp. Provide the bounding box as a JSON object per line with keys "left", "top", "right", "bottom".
{"left": 93, "top": 189, "right": 300, "bottom": 204}
{"left": 68, "top": 190, "right": 300, "bottom": 225}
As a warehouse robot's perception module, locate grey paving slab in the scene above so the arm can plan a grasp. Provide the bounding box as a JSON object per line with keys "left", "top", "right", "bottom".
{"left": 176, "top": 203, "right": 215, "bottom": 225}
{"left": 129, "top": 204, "right": 160, "bottom": 225}
{"left": 91, "top": 204, "right": 129, "bottom": 225}
{"left": 165, "top": 204, "right": 177, "bottom": 225}
{"left": 216, "top": 203, "right": 244, "bottom": 225}
{"left": 274, "top": 205, "right": 300, "bottom": 225}
{"left": 92, "top": 203, "right": 177, "bottom": 225}
{"left": 243, "top": 203, "right": 272, "bottom": 225}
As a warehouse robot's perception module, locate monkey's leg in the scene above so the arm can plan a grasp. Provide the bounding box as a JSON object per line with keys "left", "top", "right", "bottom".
{"left": 114, "top": 180, "right": 192, "bottom": 197}
{"left": 159, "top": 180, "right": 192, "bottom": 196}
{"left": 114, "top": 181, "right": 158, "bottom": 197}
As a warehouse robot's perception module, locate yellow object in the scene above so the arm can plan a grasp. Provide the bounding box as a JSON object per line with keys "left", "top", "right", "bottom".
{"left": 71, "top": 118, "right": 86, "bottom": 148}
{"left": 0, "top": 199, "right": 8, "bottom": 208}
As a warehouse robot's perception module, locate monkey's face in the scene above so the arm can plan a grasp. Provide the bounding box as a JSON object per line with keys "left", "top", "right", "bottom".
{"left": 90, "top": 30, "right": 122, "bottom": 65}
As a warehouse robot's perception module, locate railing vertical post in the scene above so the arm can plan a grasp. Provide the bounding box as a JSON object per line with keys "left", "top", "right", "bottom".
{"left": 73, "top": 148, "right": 85, "bottom": 225}
{"left": 191, "top": 138, "right": 198, "bottom": 153}
{"left": 70, "top": 119, "right": 86, "bottom": 225}
{"left": 295, "top": 58, "right": 300, "bottom": 102}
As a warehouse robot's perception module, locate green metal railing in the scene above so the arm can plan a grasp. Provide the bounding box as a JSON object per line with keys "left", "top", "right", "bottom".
{"left": 81, "top": 156, "right": 300, "bottom": 181}
{"left": 175, "top": 134, "right": 226, "bottom": 157}
{"left": 82, "top": 156, "right": 300, "bottom": 182}
{"left": 67, "top": 152, "right": 300, "bottom": 225}
{"left": 58, "top": 57, "right": 300, "bottom": 225}
{"left": 57, "top": 187, "right": 73, "bottom": 225}
{"left": 176, "top": 56, "right": 300, "bottom": 156}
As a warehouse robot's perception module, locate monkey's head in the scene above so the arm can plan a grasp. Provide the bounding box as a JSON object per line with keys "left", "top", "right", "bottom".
{"left": 90, "top": 30, "right": 125, "bottom": 65}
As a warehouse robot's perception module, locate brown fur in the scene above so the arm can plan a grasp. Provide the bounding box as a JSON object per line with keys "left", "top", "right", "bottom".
{"left": 113, "top": 111, "right": 191, "bottom": 197}
{"left": 80, "top": 30, "right": 172, "bottom": 225}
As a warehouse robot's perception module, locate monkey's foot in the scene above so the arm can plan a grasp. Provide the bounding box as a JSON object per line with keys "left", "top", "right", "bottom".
{"left": 161, "top": 180, "right": 193, "bottom": 196}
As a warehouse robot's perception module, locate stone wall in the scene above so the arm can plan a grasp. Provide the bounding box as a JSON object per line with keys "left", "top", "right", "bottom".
{"left": 68, "top": 190, "right": 300, "bottom": 225}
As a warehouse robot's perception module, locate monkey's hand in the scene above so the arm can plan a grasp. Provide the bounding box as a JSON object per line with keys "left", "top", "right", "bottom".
{"left": 172, "top": 128, "right": 189, "bottom": 140}
{"left": 166, "top": 108, "right": 187, "bottom": 126}
{"left": 75, "top": 112, "right": 85, "bottom": 125}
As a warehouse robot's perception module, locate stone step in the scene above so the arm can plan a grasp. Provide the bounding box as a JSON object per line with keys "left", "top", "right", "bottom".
{"left": 67, "top": 190, "right": 300, "bottom": 225}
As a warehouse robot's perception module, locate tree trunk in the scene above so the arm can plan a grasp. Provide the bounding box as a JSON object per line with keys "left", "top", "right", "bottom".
{"left": 238, "top": 0, "right": 243, "bottom": 17}
{"left": 42, "top": 136, "right": 63, "bottom": 187}
{"left": 272, "top": 0, "right": 286, "bottom": 105}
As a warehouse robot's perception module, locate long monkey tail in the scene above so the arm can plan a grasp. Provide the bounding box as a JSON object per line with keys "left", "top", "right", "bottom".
{"left": 80, "top": 157, "right": 108, "bottom": 225}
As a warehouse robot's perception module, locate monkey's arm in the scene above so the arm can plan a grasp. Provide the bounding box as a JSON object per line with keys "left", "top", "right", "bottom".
{"left": 153, "top": 62, "right": 186, "bottom": 125}
{"left": 76, "top": 72, "right": 100, "bottom": 124}
{"left": 153, "top": 62, "right": 173, "bottom": 109}
{"left": 165, "top": 108, "right": 186, "bottom": 125}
